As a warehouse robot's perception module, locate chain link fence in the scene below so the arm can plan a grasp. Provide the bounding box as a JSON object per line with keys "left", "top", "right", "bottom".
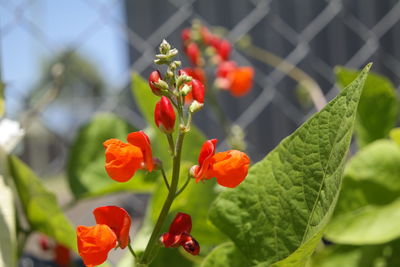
{"left": 2, "top": 0, "right": 400, "bottom": 173}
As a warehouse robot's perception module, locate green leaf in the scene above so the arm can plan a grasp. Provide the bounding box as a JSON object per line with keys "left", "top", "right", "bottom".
{"left": 310, "top": 240, "right": 400, "bottom": 267}
{"left": 131, "top": 73, "right": 204, "bottom": 166}
{"left": 8, "top": 156, "right": 77, "bottom": 251}
{"left": 201, "top": 243, "right": 250, "bottom": 267}
{"left": 325, "top": 140, "right": 400, "bottom": 244}
{"left": 209, "top": 64, "right": 371, "bottom": 265}
{"left": 67, "top": 113, "right": 156, "bottom": 199}
{"left": 335, "top": 67, "right": 398, "bottom": 147}
{"left": 389, "top": 128, "right": 400, "bottom": 145}
{"left": 0, "top": 81, "right": 4, "bottom": 117}
{"left": 0, "top": 175, "right": 17, "bottom": 267}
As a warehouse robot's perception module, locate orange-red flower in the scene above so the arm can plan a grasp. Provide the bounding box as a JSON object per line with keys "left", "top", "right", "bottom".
{"left": 77, "top": 224, "right": 117, "bottom": 267}
{"left": 103, "top": 131, "right": 153, "bottom": 182}
{"left": 216, "top": 61, "right": 254, "bottom": 97}
{"left": 160, "top": 212, "right": 200, "bottom": 256}
{"left": 77, "top": 206, "right": 132, "bottom": 267}
{"left": 93, "top": 206, "right": 132, "bottom": 249}
{"left": 192, "top": 139, "right": 250, "bottom": 188}
{"left": 179, "top": 70, "right": 206, "bottom": 104}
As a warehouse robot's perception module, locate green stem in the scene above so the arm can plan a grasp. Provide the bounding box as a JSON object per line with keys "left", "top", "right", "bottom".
{"left": 128, "top": 243, "right": 137, "bottom": 259}
{"left": 175, "top": 173, "right": 191, "bottom": 198}
{"left": 166, "top": 133, "right": 175, "bottom": 156}
{"left": 160, "top": 166, "right": 170, "bottom": 190}
{"left": 139, "top": 130, "right": 186, "bottom": 265}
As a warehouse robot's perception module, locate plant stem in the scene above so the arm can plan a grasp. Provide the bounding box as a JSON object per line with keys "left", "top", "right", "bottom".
{"left": 166, "top": 133, "right": 175, "bottom": 156}
{"left": 139, "top": 130, "right": 186, "bottom": 265}
{"left": 160, "top": 166, "right": 170, "bottom": 190}
{"left": 175, "top": 173, "right": 191, "bottom": 198}
{"left": 128, "top": 243, "right": 137, "bottom": 259}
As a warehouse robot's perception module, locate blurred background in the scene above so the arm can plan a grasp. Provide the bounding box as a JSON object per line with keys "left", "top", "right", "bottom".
{"left": 2, "top": 0, "right": 400, "bottom": 265}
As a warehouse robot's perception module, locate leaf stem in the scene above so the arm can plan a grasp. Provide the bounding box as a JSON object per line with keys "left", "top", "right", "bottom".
{"left": 128, "top": 243, "right": 137, "bottom": 259}
{"left": 175, "top": 173, "right": 191, "bottom": 198}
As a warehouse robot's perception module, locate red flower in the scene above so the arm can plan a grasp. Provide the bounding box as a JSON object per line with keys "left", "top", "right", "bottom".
{"left": 93, "top": 206, "right": 132, "bottom": 249}
{"left": 182, "top": 67, "right": 206, "bottom": 84}
{"left": 179, "top": 70, "right": 205, "bottom": 104}
{"left": 103, "top": 139, "right": 143, "bottom": 182}
{"left": 77, "top": 224, "right": 117, "bottom": 267}
{"left": 155, "top": 96, "right": 176, "bottom": 133}
{"left": 160, "top": 213, "right": 200, "bottom": 256}
{"left": 127, "top": 131, "right": 154, "bottom": 172}
{"left": 185, "top": 42, "right": 201, "bottom": 66}
{"left": 104, "top": 131, "right": 154, "bottom": 182}
{"left": 216, "top": 39, "right": 231, "bottom": 61}
{"left": 148, "top": 70, "right": 163, "bottom": 96}
{"left": 181, "top": 28, "right": 191, "bottom": 44}
{"left": 192, "top": 139, "right": 250, "bottom": 188}
{"left": 77, "top": 206, "right": 132, "bottom": 267}
{"left": 216, "top": 61, "right": 254, "bottom": 97}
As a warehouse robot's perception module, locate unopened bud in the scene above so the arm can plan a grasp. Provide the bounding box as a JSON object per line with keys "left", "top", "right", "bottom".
{"left": 176, "top": 73, "right": 193, "bottom": 89}
{"left": 159, "top": 39, "right": 171, "bottom": 54}
{"left": 148, "top": 70, "right": 163, "bottom": 96}
{"left": 153, "top": 79, "right": 169, "bottom": 92}
{"left": 154, "top": 96, "right": 176, "bottom": 133}
{"left": 189, "top": 100, "right": 204, "bottom": 113}
{"left": 180, "top": 84, "right": 192, "bottom": 96}
{"left": 191, "top": 79, "right": 205, "bottom": 103}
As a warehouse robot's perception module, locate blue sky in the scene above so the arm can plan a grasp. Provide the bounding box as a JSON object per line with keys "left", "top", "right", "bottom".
{"left": 1, "top": 0, "right": 128, "bottom": 117}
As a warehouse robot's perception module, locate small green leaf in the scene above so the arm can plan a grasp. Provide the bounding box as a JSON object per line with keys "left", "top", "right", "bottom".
{"left": 201, "top": 243, "right": 250, "bottom": 267}
{"left": 209, "top": 64, "right": 371, "bottom": 265}
{"left": 389, "top": 128, "right": 400, "bottom": 145}
{"left": 0, "top": 175, "right": 17, "bottom": 267}
{"left": 8, "top": 156, "right": 77, "bottom": 251}
{"left": 335, "top": 67, "right": 398, "bottom": 147}
{"left": 326, "top": 140, "right": 400, "bottom": 244}
{"left": 67, "top": 113, "right": 155, "bottom": 199}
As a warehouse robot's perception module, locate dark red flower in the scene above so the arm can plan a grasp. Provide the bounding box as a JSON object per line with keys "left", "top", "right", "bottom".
{"left": 54, "top": 244, "right": 71, "bottom": 267}
{"left": 155, "top": 96, "right": 176, "bottom": 133}
{"left": 160, "top": 213, "right": 200, "bottom": 256}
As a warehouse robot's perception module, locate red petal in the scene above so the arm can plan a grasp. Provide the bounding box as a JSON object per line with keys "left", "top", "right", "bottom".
{"left": 169, "top": 212, "right": 192, "bottom": 235}
{"left": 195, "top": 139, "right": 217, "bottom": 182}
{"left": 127, "top": 131, "right": 154, "bottom": 172}
{"left": 180, "top": 233, "right": 200, "bottom": 256}
{"left": 93, "top": 206, "right": 132, "bottom": 249}
{"left": 76, "top": 224, "right": 117, "bottom": 267}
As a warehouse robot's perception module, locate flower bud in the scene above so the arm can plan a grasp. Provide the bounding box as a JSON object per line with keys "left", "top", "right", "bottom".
{"left": 181, "top": 28, "right": 191, "bottom": 44}
{"left": 191, "top": 79, "right": 205, "bottom": 103}
{"left": 189, "top": 100, "right": 204, "bottom": 113}
{"left": 217, "top": 39, "right": 231, "bottom": 61}
{"left": 186, "top": 43, "right": 201, "bottom": 66}
{"left": 155, "top": 96, "right": 176, "bottom": 133}
{"left": 159, "top": 39, "right": 171, "bottom": 54}
{"left": 148, "top": 70, "right": 163, "bottom": 96}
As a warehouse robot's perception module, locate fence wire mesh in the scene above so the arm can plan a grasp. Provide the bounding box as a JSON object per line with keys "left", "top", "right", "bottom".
{"left": 2, "top": 0, "right": 400, "bottom": 174}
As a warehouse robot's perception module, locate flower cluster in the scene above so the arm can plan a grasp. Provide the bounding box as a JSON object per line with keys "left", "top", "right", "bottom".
{"left": 76, "top": 40, "right": 251, "bottom": 266}
{"left": 76, "top": 206, "right": 131, "bottom": 267}
{"left": 181, "top": 21, "right": 254, "bottom": 97}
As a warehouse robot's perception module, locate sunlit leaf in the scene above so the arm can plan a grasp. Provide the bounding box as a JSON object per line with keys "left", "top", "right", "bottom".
{"left": 209, "top": 64, "right": 371, "bottom": 266}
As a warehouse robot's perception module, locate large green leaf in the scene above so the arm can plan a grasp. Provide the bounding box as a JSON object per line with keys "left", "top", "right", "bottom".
{"left": 309, "top": 240, "right": 400, "bottom": 267}
{"left": 0, "top": 175, "right": 17, "bottom": 267}
{"left": 325, "top": 140, "right": 400, "bottom": 244}
{"left": 67, "top": 113, "right": 156, "bottom": 199}
{"left": 131, "top": 73, "right": 204, "bottom": 166}
{"left": 209, "top": 64, "right": 371, "bottom": 266}
{"left": 8, "top": 156, "right": 77, "bottom": 251}
{"left": 336, "top": 67, "right": 398, "bottom": 147}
